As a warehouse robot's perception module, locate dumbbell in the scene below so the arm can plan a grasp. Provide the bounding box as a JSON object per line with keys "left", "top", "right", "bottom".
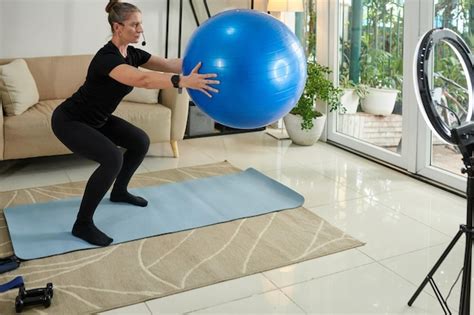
{"left": 15, "top": 283, "right": 53, "bottom": 313}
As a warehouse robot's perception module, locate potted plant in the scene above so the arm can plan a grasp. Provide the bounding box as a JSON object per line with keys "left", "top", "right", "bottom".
{"left": 339, "top": 75, "right": 369, "bottom": 114}
{"left": 360, "top": 76, "right": 399, "bottom": 116}
{"left": 359, "top": 49, "right": 400, "bottom": 116}
{"left": 284, "top": 62, "right": 343, "bottom": 146}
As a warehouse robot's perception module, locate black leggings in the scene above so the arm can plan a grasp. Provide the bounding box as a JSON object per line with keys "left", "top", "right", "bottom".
{"left": 51, "top": 106, "right": 150, "bottom": 223}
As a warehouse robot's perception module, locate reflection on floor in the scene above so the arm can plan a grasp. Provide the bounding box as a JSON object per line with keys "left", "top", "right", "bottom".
{"left": 0, "top": 131, "right": 470, "bottom": 314}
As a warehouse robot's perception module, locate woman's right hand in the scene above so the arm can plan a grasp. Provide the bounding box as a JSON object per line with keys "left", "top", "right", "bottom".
{"left": 180, "top": 62, "right": 220, "bottom": 97}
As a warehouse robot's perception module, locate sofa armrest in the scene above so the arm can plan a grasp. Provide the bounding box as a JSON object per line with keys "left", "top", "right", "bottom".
{"left": 0, "top": 100, "right": 3, "bottom": 160}
{"left": 159, "top": 88, "right": 189, "bottom": 141}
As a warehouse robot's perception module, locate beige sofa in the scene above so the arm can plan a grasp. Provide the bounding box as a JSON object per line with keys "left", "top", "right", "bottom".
{"left": 0, "top": 55, "right": 189, "bottom": 161}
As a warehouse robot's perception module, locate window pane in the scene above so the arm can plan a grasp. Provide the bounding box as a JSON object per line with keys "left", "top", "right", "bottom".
{"left": 337, "top": 0, "right": 404, "bottom": 154}
{"left": 431, "top": 0, "right": 473, "bottom": 175}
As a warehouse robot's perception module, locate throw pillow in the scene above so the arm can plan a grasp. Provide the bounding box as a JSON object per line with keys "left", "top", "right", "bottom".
{"left": 123, "top": 86, "right": 159, "bottom": 104}
{"left": 0, "top": 59, "right": 40, "bottom": 116}
{"left": 122, "top": 67, "right": 159, "bottom": 104}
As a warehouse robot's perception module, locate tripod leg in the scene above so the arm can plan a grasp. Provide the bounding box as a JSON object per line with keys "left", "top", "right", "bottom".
{"left": 408, "top": 230, "right": 464, "bottom": 306}
{"left": 459, "top": 228, "right": 472, "bottom": 315}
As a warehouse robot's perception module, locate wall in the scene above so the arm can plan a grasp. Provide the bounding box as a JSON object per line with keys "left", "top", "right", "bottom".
{"left": 0, "top": 0, "right": 268, "bottom": 59}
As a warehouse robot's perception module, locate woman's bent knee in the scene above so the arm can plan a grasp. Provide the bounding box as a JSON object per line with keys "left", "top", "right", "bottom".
{"left": 104, "top": 148, "right": 124, "bottom": 175}
{"left": 132, "top": 130, "right": 150, "bottom": 155}
{"left": 141, "top": 133, "right": 150, "bottom": 154}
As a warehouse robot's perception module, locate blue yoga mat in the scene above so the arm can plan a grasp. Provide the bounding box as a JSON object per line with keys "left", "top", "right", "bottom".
{"left": 4, "top": 168, "right": 304, "bottom": 260}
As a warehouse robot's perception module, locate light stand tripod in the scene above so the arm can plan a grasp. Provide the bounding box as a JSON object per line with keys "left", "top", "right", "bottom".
{"left": 410, "top": 27, "right": 474, "bottom": 314}
{"left": 408, "top": 122, "right": 474, "bottom": 315}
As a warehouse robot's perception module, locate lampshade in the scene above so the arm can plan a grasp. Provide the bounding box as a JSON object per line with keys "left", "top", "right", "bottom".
{"left": 267, "top": 0, "right": 304, "bottom": 12}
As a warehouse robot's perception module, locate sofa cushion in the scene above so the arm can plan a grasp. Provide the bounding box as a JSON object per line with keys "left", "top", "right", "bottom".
{"left": 26, "top": 55, "right": 92, "bottom": 101}
{"left": 4, "top": 100, "right": 69, "bottom": 159}
{"left": 115, "top": 101, "right": 171, "bottom": 142}
{"left": 0, "top": 59, "right": 40, "bottom": 116}
{"left": 123, "top": 87, "right": 159, "bottom": 104}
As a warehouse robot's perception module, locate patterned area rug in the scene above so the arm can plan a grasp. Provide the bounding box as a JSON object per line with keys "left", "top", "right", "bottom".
{"left": 0, "top": 161, "right": 364, "bottom": 314}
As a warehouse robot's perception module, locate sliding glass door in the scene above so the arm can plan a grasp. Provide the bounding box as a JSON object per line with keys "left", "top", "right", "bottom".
{"left": 327, "top": 0, "right": 407, "bottom": 169}
{"left": 324, "top": 0, "right": 471, "bottom": 191}
{"left": 415, "top": 0, "right": 472, "bottom": 191}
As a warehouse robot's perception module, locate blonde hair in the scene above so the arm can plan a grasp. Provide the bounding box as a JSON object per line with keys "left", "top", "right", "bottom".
{"left": 105, "top": 0, "right": 141, "bottom": 33}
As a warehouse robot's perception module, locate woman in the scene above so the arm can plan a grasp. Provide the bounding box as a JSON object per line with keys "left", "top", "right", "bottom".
{"left": 51, "top": 0, "right": 219, "bottom": 247}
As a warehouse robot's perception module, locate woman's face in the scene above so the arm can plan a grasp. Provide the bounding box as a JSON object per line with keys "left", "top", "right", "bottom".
{"left": 117, "top": 12, "right": 143, "bottom": 44}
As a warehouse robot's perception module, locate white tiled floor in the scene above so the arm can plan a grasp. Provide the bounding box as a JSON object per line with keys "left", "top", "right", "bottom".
{"left": 1, "top": 131, "right": 470, "bottom": 314}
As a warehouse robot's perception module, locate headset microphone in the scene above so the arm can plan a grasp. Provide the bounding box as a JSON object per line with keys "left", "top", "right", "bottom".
{"left": 141, "top": 32, "right": 146, "bottom": 46}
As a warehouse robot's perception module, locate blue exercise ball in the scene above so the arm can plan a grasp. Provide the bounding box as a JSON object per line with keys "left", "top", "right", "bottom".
{"left": 182, "top": 9, "right": 307, "bottom": 129}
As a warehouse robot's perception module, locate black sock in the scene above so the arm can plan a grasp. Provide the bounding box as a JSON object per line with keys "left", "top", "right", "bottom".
{"left": 110, "top": 190, "right": 148, "bottom": 207}
{"left": 72, "top": 221, "right": 113, "bottom": 247}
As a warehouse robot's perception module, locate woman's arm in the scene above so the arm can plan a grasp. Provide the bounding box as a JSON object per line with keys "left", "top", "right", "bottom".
{"left": 141, "top": 55, "right": 182, "bottom": 74}
{"left": 109, "top": 63, "right": 219, "bottom": 97}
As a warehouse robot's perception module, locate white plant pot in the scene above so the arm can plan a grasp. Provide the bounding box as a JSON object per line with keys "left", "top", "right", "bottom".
{"left": 283, "top": 113, "right": 326, "bottom": 146}
{"left": 340, "top": 88, "right": 360, "bottom": 114}
{"left": 361, "top": 87, "right": 398, "bottom": 116}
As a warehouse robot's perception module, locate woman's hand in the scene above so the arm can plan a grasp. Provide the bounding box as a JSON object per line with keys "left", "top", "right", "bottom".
{"left": 180, "top": 62, "right": 220, "bottom": 97}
